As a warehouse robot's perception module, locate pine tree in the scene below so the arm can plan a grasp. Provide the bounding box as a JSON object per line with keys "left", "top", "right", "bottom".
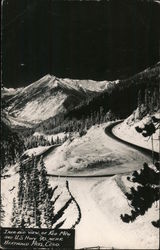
{"left": 56, "top": 136, "right": 60, "bottom": 144}
{"left": 44, "top": 193, "right": 54, "bottom": 228}
{"left": 11, "top": 198, "right": 20, "bottom": 227}
{"left": 39, "top": 156, "right": 49, "bottom": 202}
{"left": 18, "top": 162, "right": 25, "bottom": 210}
{"left": 144, "top": 89, "right": 149, "bottom": 112}
{"left": 39, "top": 156, "right": 53, "bottom": 228}
{"left": 51, "top": 136, "right": 54, "bottom": 145}
{"left": 137, "top": 89, "right": 142, "bottom": 118}
{"left": 32, "top": 157, "right": 41, "bottom": 228}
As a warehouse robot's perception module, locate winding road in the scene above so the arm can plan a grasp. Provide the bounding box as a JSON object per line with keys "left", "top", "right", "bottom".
{"left": 2, "top": 121, "right": 155, "bottom": 180}
{"left": 105, "top": 121, "right": 158, "bottom": 160}
{"left": 45, "top": 121, "right": 155, "bottom": 178}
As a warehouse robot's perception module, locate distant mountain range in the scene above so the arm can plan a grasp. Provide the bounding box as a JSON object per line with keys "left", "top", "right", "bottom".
{"left": 2, "top": 62, "right": 159, "bottom": 129}
{"left": 2, "top": 75, "right": 118, "bottom": 127}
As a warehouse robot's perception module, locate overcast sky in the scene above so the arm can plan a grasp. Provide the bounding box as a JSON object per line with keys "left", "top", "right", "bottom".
{"left": 2, "top": 0, "right": 160, "bottom": 88}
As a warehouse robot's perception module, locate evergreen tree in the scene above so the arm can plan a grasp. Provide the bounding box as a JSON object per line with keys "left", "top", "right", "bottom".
{"left": 56, "top": 136, "right": 60, "bottom": 144}
{"left": 144, "top": 89, "right": 149, "bottom": 112}
{"left": 32, "top": 157, "right": 41, "bottom": 228}
{"left": 51, "top": 136, "right": 54, "bottom": 145}
{"left": 39, "top": 156, "right": 49, "bottom": 202}
{"left": 44, "top": 193, "right": 54, "bottom": 228}
{"left": 39, "top": 156, "right": 53, "bottom": 228}
{"left": 11, "top": 198, "right": 20, "bottom": 227}
{"left": 137, "top": 89, "right": 142, "bottom": 118}
{"left": 18, "top": 163, "right": 25, "bottom": 210}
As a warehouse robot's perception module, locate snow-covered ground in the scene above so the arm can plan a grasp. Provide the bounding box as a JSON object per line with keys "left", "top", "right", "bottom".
{"left": 49, "top": 175, "right": 159, "bottom": 249}
{"left": 113, "top": 112, "right": 160, "bottom": 153}
{"left": 44, "top": 123, "right": 151, "bottom": 176}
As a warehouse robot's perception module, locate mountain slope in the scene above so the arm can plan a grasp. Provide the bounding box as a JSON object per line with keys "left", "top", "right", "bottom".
{"left": 67, "top": 62, "right": 160, "bottom": 120}
{"left": 3, "top": 75, "right": 114, "bottom": 126}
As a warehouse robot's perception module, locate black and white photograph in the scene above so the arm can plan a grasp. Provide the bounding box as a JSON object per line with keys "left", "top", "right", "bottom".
{"left": 1, "top": 0, "right": 160, "bottom": 249}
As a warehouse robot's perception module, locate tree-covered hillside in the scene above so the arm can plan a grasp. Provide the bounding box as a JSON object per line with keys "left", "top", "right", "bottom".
{"left": 1, "top": 121, "right": 25, "bottom": 169}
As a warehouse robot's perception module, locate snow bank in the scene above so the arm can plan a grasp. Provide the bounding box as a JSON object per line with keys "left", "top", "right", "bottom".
{"left": 64, "top": 174, "right": 159, "bottom": 249}
{"left": 24, "top": 145, "right": 52, "bottom": 157}
{"left": 90, "top": 175, "right": 159, "bottom": 249}
{"left": 113, "top": 112, "right": 160, "bottom": 153}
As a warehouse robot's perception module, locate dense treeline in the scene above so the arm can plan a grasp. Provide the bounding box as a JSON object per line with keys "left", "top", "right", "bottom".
{"left": 24, "top": 134, "right": 68, "bottom": 149}
{"left": 1, "top": 121, "right": 25, "bottom": 169}
{"left": 137, "top": 86, "right": 160, "bottom": 118}
{"left": 11, "top": 156, "right": 54, "bottom": 228}
{"left": 36, "top": 108, "right": 116, "bottom": 135}
{"left": 24, "top": 135, "right": 51, "bottom": 149}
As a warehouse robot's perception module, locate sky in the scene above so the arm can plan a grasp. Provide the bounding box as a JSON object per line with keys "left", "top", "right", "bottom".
{"left": 2, "top": 0, "right": 160, "bottom": 88}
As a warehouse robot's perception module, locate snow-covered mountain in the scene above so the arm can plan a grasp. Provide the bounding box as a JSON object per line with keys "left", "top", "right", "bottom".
{"left": 3, "top": 62, "right": 159, "bottom": 128}
{"left": 3, "top": 74, "right": 116, "bottom": 126}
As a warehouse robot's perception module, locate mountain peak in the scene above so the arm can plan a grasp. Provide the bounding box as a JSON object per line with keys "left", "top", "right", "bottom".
{"left": 39, "top": 74, "right": 52, "bottom": 81}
